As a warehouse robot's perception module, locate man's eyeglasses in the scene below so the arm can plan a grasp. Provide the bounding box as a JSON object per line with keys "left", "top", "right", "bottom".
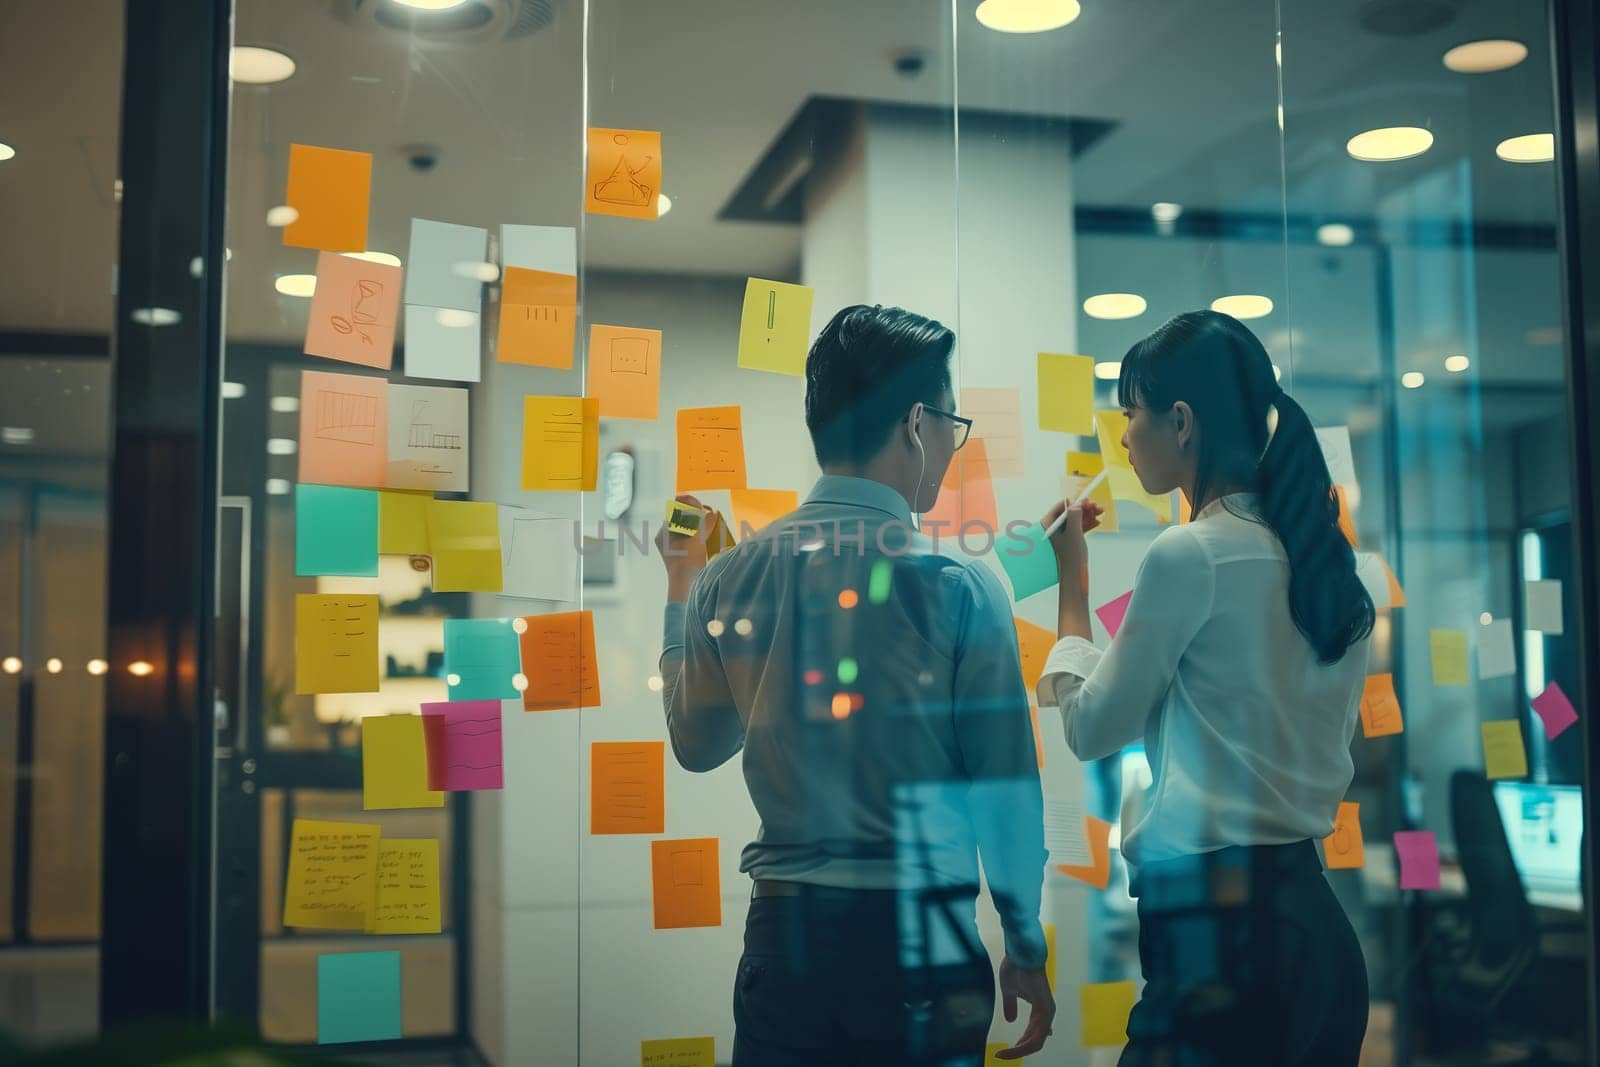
{"left": 919, "top": 405, "right": 973, "bottom": 451}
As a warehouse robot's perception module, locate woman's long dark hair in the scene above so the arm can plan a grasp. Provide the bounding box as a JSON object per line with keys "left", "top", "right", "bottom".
{"left": 1118, "top": 310, "right": 1374, "bottom": 664}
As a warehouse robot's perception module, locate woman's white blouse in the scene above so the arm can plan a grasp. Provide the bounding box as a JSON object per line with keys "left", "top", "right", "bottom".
{"left": 1037, "top": 493, "right": 1370, "bottom": 866}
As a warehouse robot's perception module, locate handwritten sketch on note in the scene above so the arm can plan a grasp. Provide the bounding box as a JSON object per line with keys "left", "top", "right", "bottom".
{"left": 385, "top": 383, "right": 468, "bottom": 492}
{"left": 498, "top": 505, "right": 578, "bottom": 602}
{"left": 443, "top": 618, "right": 521, "bottom": 701}
{"left": 650, "top": 837, "right": 722, "bottom": 929}
{"left": 305, "top": 251, "right": 401, "bottom": 369}
{"left": 299, "top": 369, "right": 388, "bottom": 487}
{"left": 518, "top": 610, "right": 600, "bottom": 711}
{"left": 366, "top": 838, "right": 441, "bottom": 934}
{"left": 737, "top": 277, "right": 813, "bottom": 376}
{"left": 295, "top": 593, "right": 379, "bottom": 694}
{"left": 421, "top": 699, "right": 504, "bottom": 791}
{"left": 283, "top": 818, "right": 380, "bottom": 929}
{"left": 591, "top": 741, "right": 666, "bottom": 835}
{"left": 676, "top": 406, "right": 748, "bottom": 492}
{"left": 586, "top": 128, "right": 663, "bottom": 220}
{"left": 498, "top": 267, "right": 578, "bottom": 369}
{"left": 521, "top": 396, "right": 599, "bottom": 491}
{"left": 589, "top": 324, "right": 663, "bottom": 420}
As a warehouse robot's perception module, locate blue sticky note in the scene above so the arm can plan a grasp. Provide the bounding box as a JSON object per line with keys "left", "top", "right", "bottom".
{"left": 997, "top": 521, "right": 1059, "bottom": 601}
{"left": 501, "top": 223, "right": 576, "bottom": 274}
{"left": 444, "top": 618, "right": 521, "bottom": 701}
{"left": 404, "top": 217, "right": 487, "bottom": 313}
{"left": 295, "top": 484, "right": 379, "bottom": 577}
{"left": 317, "top": 950, "right": 402, "bottom": 1045}
{"left": 404, "top": 304, "right": 482, "bottom": 383}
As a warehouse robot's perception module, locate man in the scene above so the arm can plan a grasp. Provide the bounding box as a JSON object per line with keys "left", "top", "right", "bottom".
{"left": 655, "top": 304, "right": 1054, "bottom": 1065}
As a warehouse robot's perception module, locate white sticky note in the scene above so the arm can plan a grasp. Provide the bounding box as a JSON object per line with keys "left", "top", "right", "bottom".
{"left": 1035, "top": 705, "right": 1091, "bottom": 866}
{"left": 1315, "top": 426, "right": 1357, "bottom": 491}
{"left": 1525, "top": 580, "right": 1564, "bottom": 635}
{"left": 501, "top": 224, "right": 577, "bottom": 275}
{"left": 405, "top": 218, "right": 488, "bottom": 313}
{"left": 1354, "top": 552, "right": 1390, "bottom": 609}
{"left": 404, "top": 306, "right": 482, "bottom": 382}
{"left": 498, "top": 504, "right": 578, "bottom": 602}
{"left": 1045, "top": 799, "right": 1091, "bottom": 867}
{"left": 386, "top": 383, "right": 469, "bottom": 492}
{"left": 1477, "top": 617, "right": 1516, "bottom": 679}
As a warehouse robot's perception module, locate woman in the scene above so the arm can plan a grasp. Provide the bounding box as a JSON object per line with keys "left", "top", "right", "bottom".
{"left": 1040, "top": 310, "right": 1374, "bottom": 1065}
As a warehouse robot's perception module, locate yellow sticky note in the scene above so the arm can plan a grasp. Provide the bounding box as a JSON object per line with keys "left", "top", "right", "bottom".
{"left": 960, "top": 387, "right": 1025, "bottom": 478}
{"left": 295, "top": 594, "right": 379, "bottom": 694}
{"left": 522, "top": 395, "right": 599, "bottom": 491}
{"left": 587, "top": 128, "right": 662, "bottom": 220}
{"left": 425, "top": 499, "right": 502, "bottom": 592}
{"left": 983, "top": 1044, "right": 1011, "bottom": 1067}
{"left": 1429, "top": 629, "right": 1469, "bottom": 686}
{"left": 1094, "top": 410, "right": 1134, "bottom": 470}
{"left": 283, "top": 143, "right": 371, "bottom": 253}
{"left": 362, "top": 715, "right": 445, "bottom": 810}
{"left": 1081, "top": 980, "right": 1137, "bottom": 1048}
{"left": 737, "top": 278, "right": 814, "bottom": 376}
{"left": 378, "top": 490, "right": 431, "bottom": 555}
{"left": 367, "top": 838, "right": 442, "bottom": 934}
{"left": 640, "top": 1036, "right": 715, "bottom": 1066}
{"left": 1481, "top": 720, "right": 1528, "bottom": 780}
{"left": 1064, "top": 451, "right": 1118, "bottom": 533}
{"left": 1095, "top": 410, "right": 1171, "bottom": 523}
{"left": 729, "top": 488, "right": 799, "bottom": 535}
{"left": 1038, "top": 353, "right": 1095, "bottom": 435}
{"left": 282, "top": 818, "right": 380, "bottom": 929}
{"left": 1044, "top": 922, "right": 1058, "bottom": 992}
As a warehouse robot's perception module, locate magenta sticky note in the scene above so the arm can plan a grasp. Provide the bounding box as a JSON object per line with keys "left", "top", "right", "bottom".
{"left": 1394, "top": 831, "right": 1440, "bottom": 890}
{"left": 420, "top": 700, "right": 504, "bottom": 791}
{"left": 1531, "top": 681, "right": 1579, "bottom": 740}
{"left": 1095, "top": 590, "right": 1134, "bottom": 639}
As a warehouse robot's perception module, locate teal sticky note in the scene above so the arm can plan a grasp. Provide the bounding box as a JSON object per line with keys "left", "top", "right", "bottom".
{"left": 998, "top": 521, "right": 1059, "bottom": 601}
{"left": 444, "top": 618, "right": 521, "bottom": 701}
{"left": 317, "top": 950, "right": 401, "bottom": 1044}
{"left": 295, "top": 484, "right": 379, "bottom": 577}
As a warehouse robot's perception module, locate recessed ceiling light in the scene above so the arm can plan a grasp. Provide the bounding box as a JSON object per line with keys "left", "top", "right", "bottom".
{"left": 1444, "top": 354, "right": 1470, "bottom": 373}
{"left": 433, "top": 308, "right": 478, "bottom": 328}
{"left": 1093, "top": 360, "right": 1121, "bottom": 381}
{"left": 130, "top": 307, "right": 182, "bottom": 326}
{"left": 1443, "top": 39, "right": 1527, "bottom": 74}
{"left": 1083, "top": 293, "right": 1148, "bottom": 320}
{"left": 229, "top": 45, "right": 296, "bottom": 84}
{"left": 342, "top": 250, "right": 402, "bottom": 267}
{"left": 1317, "top": 223, "right": 1355, "bottom": 246}
{"left": 1496, "top": 133, "right": 1554, "bottom": 163}
{"left": 391, "top": 0, "right": 471, "bottom": 8}
{"left": 275, "top": 273, "right": 316, "bottom": 297}
{"left": 657, "top": 193, "right": 672, "bottom": 216}
{"left": 86, "top": 658, "right": 108, "bottom": 676}
{"left": 1151, "top": 202, "right": 1183, "bottom": 223}
{"left": 0, "top": 143, "right": 15, "bottom": 162}
{"left": 222, "top": 381, "right": 247, "bottom": 399}
{"left": 1401, "top": 371, "right": 1425, "bottom": 389}
{"left": 266, "top": 438, "right": 298, "bottom": 455}
{"left": 1, "top": 657, "right": 19, "bottom": 675}
{"left": 270, "top": 395, "right": 300, "bottom": 413}
{"left": 265, "top": 205, "right": 299, "bottom": 228}
{"left": 127, "top": 660, "right": 155, "bottom": 677}
{"left": 1211, "top": 294, "right": 1274, "bottom": 319}
{"left": 975, "top": 0, "right": 1081, "bottom": 33}
{"left": 266, "top": 478, "right": 292, "bottom": 495}
{"left": 1, "top": 426, "right": 35, "bottom": 445}
{"left": 1347, "top": 126, "right": 1433, "bottom": 162}
{"left": 45, "top": 657, "right": 62, "bottom": 674}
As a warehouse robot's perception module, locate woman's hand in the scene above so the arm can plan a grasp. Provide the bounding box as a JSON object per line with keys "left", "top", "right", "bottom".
{"left": 1042, "top": 499, "right": 1103, "bottom": 586}
{"left": 655, "top": 494, "right": 710, "bottom": 602}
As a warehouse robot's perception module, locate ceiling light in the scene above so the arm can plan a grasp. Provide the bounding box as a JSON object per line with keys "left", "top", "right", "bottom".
{"left": 1211, "top": 294, "right": 1274, "bottom": 319}
{"left": 266, "top": 438, "right": 297, "bottom": 455}
{"left": 2, "top": 426, "right": 35, "bottom": 445}
{"left": 657, "top": 193, "right": 672, "bottom": 216}
{"left": 0, "top": 143, "right": 15, "bottom": 162}
{"left": 1402, "top": 371, "right": 1425, "bottom": 389}
{"left": 390, "top": 0, "right": 471, "bottom": 8}
{"left": 342, "top": 250, "right": 402, "bottom": 267}
{"left": 275, "top": 273, "right": 316, "bottom": 297}
{"left": 86, "top": 658, "right": 108, "bottom": 676}
{"left": 1444, "top": 354, "right": 1470, "bottom": 373}
{"left": 1347, "top": 126, "right": 1433, "bottom": 162}
{"left": 45, "top": 658, "right": 62, "bottom": 674}
{"left": 1093, "top": 361, "right": 1121, "bottom": 381}
{"left": 433, "top": 308, "right": 478, "bottom": 328}
{"left": 1, "top": 657, "right": 19, "bottom": 674}
{"left": 975, "top": 0, "right": 1081, "bottom": 33}
{"left": 266, "top": 478, "right": 292, "bottom": 495}
{"left": 265, "top": 205, "right": 299, "bottom": 227}
{"left": 127, "top": 660, "right": 155, "bottom": 677}
{"left": 130, "top": 307, "right": 182, "bottom": 326}
{"left": 1083, "top": 293, "right": 1147, "bottom": 320}
{"left": 1150, "top": 202, "right": 1183, "bottom": 223}
{"left": 1317, "top": 223, "right": 1355, "bottom": 246}
{"left": 270, "top": 395, "right": 300, "bottom": 413}
{"left": 1479, "top": 612, "right": 1493, "bottom": 625}
{"left": 222, "top": 381, "right": 247, "bottom": 399}
{"left": 1496, "top": 133, "right": 1554, "bottom": 163}
{"left": 1443, "top": 39, "right": 1527, "bottom": 74}
{"left": 229, "top": 45, "right": 296, "bottom": 84}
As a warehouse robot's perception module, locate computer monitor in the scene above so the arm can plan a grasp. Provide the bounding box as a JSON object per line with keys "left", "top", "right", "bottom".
{"left": 1493, "top": 782, "right": 1583, "bottom": 901}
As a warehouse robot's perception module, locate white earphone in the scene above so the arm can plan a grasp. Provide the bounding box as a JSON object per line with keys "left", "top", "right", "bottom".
{"left": 908, "top": 403, "right": 927, "bottom": 518}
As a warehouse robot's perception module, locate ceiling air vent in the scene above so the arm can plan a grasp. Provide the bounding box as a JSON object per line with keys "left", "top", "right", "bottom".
{"left": 328, "top": 0, "right": 557, "bottom": 44}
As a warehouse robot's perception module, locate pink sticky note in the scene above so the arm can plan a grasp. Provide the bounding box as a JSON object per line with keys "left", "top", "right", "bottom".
{"left": 420, "top": 700, "right": 504, "bottom": 791}
{"left": 304, "top": 251, "right": 402, "bottom": 369}
{"left": 1531, "top": 681, "right": 1579, "bottom": 740}
{"left": 1394, "top": 830, "right": 1440, "bottom": 890}
{"left": 1095, "top": 590, "right": 1134, "bottom": 639}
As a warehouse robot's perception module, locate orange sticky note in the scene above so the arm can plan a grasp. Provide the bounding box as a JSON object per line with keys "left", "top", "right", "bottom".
{"left": 497, "top": 268, "right": 577, "bottom": 369}
{"left": 729, "top": 489, "right": 799, "bottom": 536}
{"left": 677, "top": 406, "right": 748, "bottom": 491}
{"left": 1065, "top": 451, "right": 1119, "bottom": 534}
{"left": 589, "top": 324, "right": 663, "bottom": 420}
{"left": 587, "top": 128, "right": 662, "bottom": 220}
{"left": 298, "top": 369, "right": 388, "bottom": 488}
{"left": 591, "top": 741, "right": 666, "bottom": 835}
{"left": 1057, "top": 815, "right": 1112, "bottom": 890}
{"left": 1015, "top": 617, "right": 1055, "bottom": 695}
{"left": 305, "top": 251, "right": 401, "bottom": 369}
{"left": 1360, "top": 672, "right": 1404, "bottom": 738}
{"left": 1335, "top": 486, "right": 1358, "bottom": 548}
{"left": 960, "top": 387, "right": 1025, "bottom": 478}
{"left": 1323, "top": 801, "right": 1365, "bottom": 869}
{"left": 924, "top": 438, "right": 999, "bottom": 535}
{"left": 1029, "top": 705, "right": 1044, "bottom": 771}
{"left": 1382, "top": 555, "right": 1407, "bottom": 608}
{"left": 704, "top": 509, "right": 737, "bottom": 560}
{"left": 283, "top": 143, "right": 371, "bottom": 252}
{"left": 519, "top": 610, "right": 601, "bottom": 711}
{"left": 651, "top": 837, "right": 721, "bottom": 929}
{"left": 522, "top": 396, "right": 599, "bottom": 491}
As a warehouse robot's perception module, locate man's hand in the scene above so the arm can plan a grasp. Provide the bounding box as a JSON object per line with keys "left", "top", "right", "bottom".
{"left": 994, "top": 955, "right": 1055, "bottom": 1060}
{"left": 655, "top": 494, "right": 710, "bottom": 602}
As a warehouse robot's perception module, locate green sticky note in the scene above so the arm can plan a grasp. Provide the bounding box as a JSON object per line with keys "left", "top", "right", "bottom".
{"left": 317, "top": 950, "right": 401, "bottom": 1044}
{"left": 998, "top": 521, "right": 1059, "bottom": 601}
{"left": 296, "top": 484, "right": 379, "bottom": 577}
{"left": 444, "top": 618, "right": 521, "bottom": 701}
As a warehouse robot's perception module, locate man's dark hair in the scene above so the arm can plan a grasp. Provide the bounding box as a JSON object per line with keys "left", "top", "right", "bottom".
{"left": 803, "top": 304, "right": 955, "bottom": 466}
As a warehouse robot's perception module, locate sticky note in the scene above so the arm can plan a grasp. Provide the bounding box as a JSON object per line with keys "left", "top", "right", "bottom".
{"left": 421, "top": 699, "right": 504, "bottom": 791}
{"left": 1080, "top": 980, "right": 1136, "bottom": 1047}
{"left": 305, "top": 251, "right": 401, "bottom": 369}
{"left": 519, "top": 610, "right": 601, "bottom": 711}
{"left": 1481, "top": 720, "right": 1529, "bottom": 779}
{"left": 983, "top": 1044, "right": 1009, "bottom": 1066}
{"left": 1038, "top": 352, "right": 1094, "bottom": 435}
{"left": 283, "top": 818, "right": 380, "bottom": 929}
{"left": 1477, "top": 617, "right": 1516, "bottom": 679}
{"left": 1323, "top": 801, "right": 1364, "bottom": 869}
{"left": 1057, "top": 815, "right": 1112, "bottom": 890}
{"left": 404, "top": 218, "right": 487, "bottom": 313}
{"left": 1030, "top": 705, "right": 1046, "bottom": 770}
{"left": 501, "top": 224, "right": 577, "bottom": 275}
{"left": 1064, "top": 451, "right": 1118, "bottom": 533}
{"left": 378, "top": 490, "right": 431, "bottom": 555}
{"left": 589, "top": 323, "right": 663, "bottom": 419}
{"left": 1359, "top": 673, "right": 1403, "bottom": 738}
{"left": 998, "top": 521, "right": 1058, "bottom": 602}
{"left": 923, "top": 438, "right": 999, "bottom": 535}
{"left": 316, "top": 950, "right": 401, "bottom": 1045}
{"left": 295, "top": 594, "right": 379, "bottom": 694}
{"left": 443, "top": 618, "right": 521, "bottom": 701}
{"left": 499, "top": 505, "right": 578, "bottom": 602}
{"left": 1095, "top": 410, "right": 1172, "bottom": 523}
{"left": 1315, "top": 426, "right": 1357, "bottom": 491}
{"left": 591, "top": 741, "right": 666, "bottom": 835}
{"left": 295, "top": 484, "right": 379, "bottom": 577}
{"left": 651, "top": 837, "right": 721, "bottom": 929}
{"left": 729, "top": 489, "right": 799, "bottom": 536}
{"left": 362, "top": 714, "right": 445, "bottom": 810}
{"left": 299, "top": 369, "right": 388, "bottom": 488}
{"left": 426, "top": 499, "right": 502, "bottom": 593}
{"left": 641, "top": 1036, "right": 715, "bottom": 1066}
{"left": 737, "top": 278, "right": 814, "bottom": 376}
{"left": 1355, "top": 551, "right": 1405, "bottom": 609}
{"left": 1525, "top": 579, "right": 1564, "bottom": 634}
{"left": 676, "top": 406, "right": 748, "bottom": 491}
{"left": 587, "top": 128, "right": 663, "bottom": 220}
{"left": 1095, "top": 590, "right": 1134, "bottom": 640}
{"left": 1044, "top": 922, "right": 1057, "bottom": 991}
{"left": 1015, "top": 617, "right": 1055, "bottom": 695}
{"left": 1394, "top": 830, "right": 1441, "bottom": 890}
{"left": 704, "top": 509, "right": 737, "bottom": 560}
{"left": 1532, "top": 681, "right": 1579, "bottom": 740}
{"left": 387, "top": 383, "right": 469, "bottom": 492}
{"left": 1429, "top": 629, "right": 1469, "bottom": 686}
{"left": 367, "top": 838, "right": 441, "bottom": 934}
{"left": 1335, "top": 485, "right": 1358, "bottom": 548}
{"left": 283, "top": 144, "right": 371, "bottom": 253}
{"left": 498, "top": 267, "right": 578, "bottom": 369}
{"left": 960, "top": 387, "right": 1025, "bottom": 478}
{"left": 522, "top": 396, "right": 600, "bottom": 491}
{"left": 404, "top": 304, "right": 482, "bottom": 383}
